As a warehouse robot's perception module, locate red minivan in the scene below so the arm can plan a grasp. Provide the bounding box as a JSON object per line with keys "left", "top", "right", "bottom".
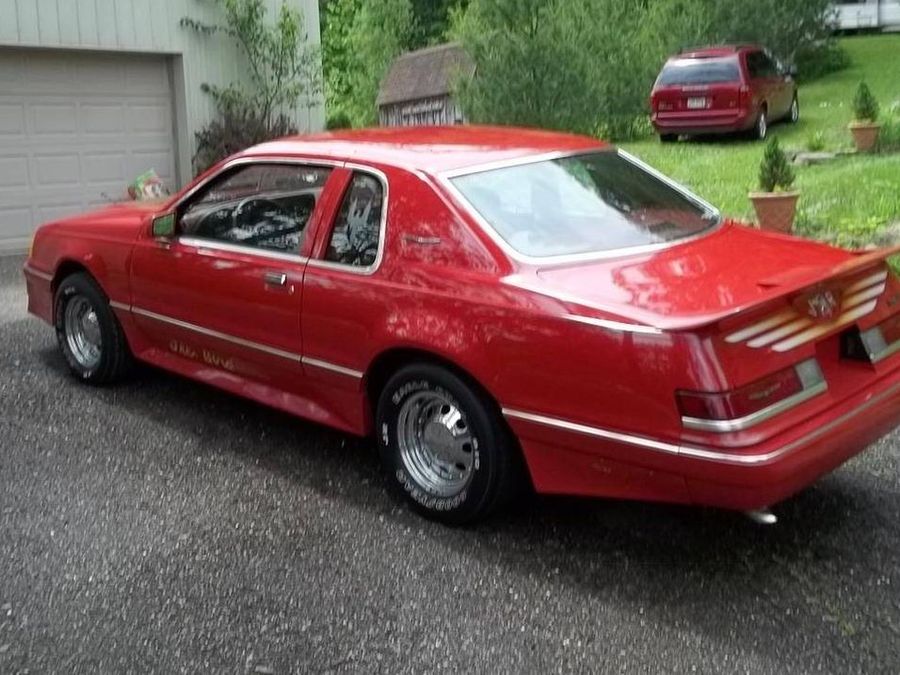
{"left": 650, "top": 45, "right": 799, "bottom": 142}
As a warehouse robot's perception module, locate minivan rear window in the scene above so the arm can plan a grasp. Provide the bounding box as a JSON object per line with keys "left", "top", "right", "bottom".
{"left": 657, "top": 57, "right": 740, "bottom": 86}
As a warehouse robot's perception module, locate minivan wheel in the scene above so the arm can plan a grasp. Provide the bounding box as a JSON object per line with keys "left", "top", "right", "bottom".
{"left": 789, "top": 96, "right": 799, "bottom": 124}
{"left": 754, "top": 108, "right": 768, "bottom": 140}
{"left": 54, "top": 272, "right": 132, "bottom": 384}
{"left": 659, "top": 133, "right": 677, "bottom": 143}
{"left": 376, "top": 363, "right": 517, "bottom": 525}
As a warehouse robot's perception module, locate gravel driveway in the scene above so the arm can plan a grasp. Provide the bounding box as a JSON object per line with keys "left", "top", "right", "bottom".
{"left": 1, "top": 254, "right": 899, "bottom": 674}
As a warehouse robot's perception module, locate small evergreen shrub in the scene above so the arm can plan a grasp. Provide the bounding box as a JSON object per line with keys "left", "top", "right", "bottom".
{"left": 758, "top": 137, "right": 795, "bottom": 192}
{"left": 853, "top": 82, "right": 879, "bottom": 122}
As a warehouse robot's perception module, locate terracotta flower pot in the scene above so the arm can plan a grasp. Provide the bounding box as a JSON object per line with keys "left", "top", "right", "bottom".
{"left": 748, "top": 190, "right": 800, "bottom": 233}
{"left": 849, "top": 121, "right": 881, "bottom": 152}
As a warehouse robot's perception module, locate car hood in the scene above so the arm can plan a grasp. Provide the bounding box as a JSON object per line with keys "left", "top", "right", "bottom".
{"left": 513, "top": 222, "right": 896, "bottom": 330}
{"left": 50, "top": 199, "right": 166, "bottom": 239}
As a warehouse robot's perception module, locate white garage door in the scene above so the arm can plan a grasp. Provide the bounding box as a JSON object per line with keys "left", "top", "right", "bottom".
{"left": 0, "top": 49, "right": 177, "bottom": 252}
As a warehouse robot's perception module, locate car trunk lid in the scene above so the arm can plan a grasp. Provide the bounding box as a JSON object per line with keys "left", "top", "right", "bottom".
{"left": 518, "top": 223, "right": 899, "bottom": 333}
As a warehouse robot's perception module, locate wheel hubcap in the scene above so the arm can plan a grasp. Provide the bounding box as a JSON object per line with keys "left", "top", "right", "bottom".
{"left": 791, "top": 100, "right": 799, "bottom": 121}
{"left": 758, "top": 114, "right": 767, "bottom": 138}
{"left": 64, "top": 295, "right": 102, "bottom": 369}
{"left": 397, "top": 390, "right": 475, "bottom": 497}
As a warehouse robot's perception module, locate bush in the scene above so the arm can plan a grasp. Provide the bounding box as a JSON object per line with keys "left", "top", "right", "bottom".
{"left": 759, "top": 137, "right": 795, "bottom": 192}
{"left": 877, "top": 116, "right": 900, "bottom": 153}
{"left": 193, "top": 98, "right": 297, "bottom": 175}
{"left": 182, "top": 0, "right": 320, "bottom": 174}
{"left": 853, "top": 82, "right": 880, "bottom": 122}
{"left": 805, "top": 131, "right": 826, "bottom": 152}
{"left": 325, "top": 110, "right": 353, "bottom": 130}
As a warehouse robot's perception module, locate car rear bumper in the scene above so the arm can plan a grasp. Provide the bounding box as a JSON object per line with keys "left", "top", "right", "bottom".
{"left": 651, "top": 109, "right": 755, "bottom": 135}
{"left": 505, "top": 364, "right": 900, "bottom": 510}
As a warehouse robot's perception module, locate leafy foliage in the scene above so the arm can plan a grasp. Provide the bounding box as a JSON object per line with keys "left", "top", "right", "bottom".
{"left": 320, "top": 0, "right": 465, "bottom": 127}
{"left": 853, "top": 81, "right": 879, "bottom": 122}
{"left": 877, "top": 116, "right": 900, "bottom": 153}
{"left": 758, "top": 137, "right": 796, "bottom": 192}
{"left": 450, "top": 0, "right": 843, "bottom": 140}
{"left": 183, "top": 0, "right": 321, "bottom": 173}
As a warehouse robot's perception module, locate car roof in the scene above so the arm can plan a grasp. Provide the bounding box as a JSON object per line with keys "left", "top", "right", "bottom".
{"left": 674, "top": 44, "right": 762, "bottom": 59}
{"left": 242, "top": 125, "right": 607, "bottom": 175}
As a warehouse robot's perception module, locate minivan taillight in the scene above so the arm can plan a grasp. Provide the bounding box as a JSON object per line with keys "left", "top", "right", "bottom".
{"left": 738, "top": 84, "right": 751, "bottom": 107}
{"left": 677, "top": 359, "right": 825, "bottom": 432}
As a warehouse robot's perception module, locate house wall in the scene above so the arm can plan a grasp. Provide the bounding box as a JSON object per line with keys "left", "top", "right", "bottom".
{"left": 379, "top": 96, "right": 465, "bottom": 127}
{"left": 836, "top": 1, "right": 900, "bottom": 30}
{"left": 0, "top": 0, "right": 324, "bottom": 186}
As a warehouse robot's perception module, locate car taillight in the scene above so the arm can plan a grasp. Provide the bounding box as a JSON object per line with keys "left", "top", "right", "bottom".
{"left": 850, "top": 314, "right": 900, "bottom": 363}
{"left": 738, "top": 84, "right": 751, "bottom": 107}
{"left": 677, "top": 359, "right": 825, "bottom": 432}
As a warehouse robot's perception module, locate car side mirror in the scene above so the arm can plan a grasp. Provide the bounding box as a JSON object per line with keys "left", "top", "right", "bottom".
{"left": 151, "top": 213, "right": 176, "bottom": 238}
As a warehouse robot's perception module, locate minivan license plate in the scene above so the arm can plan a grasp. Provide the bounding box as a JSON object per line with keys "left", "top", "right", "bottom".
{"left": 687, "top": 97, "right": 707, "bottom": 109}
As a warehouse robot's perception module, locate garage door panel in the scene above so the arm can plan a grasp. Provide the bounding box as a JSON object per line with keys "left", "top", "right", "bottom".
{"left": 0, "top": 104, "right": 25, "bottom": 134}
{"left": 81, "top": 104, "right": 127, "bottom": 133}
{"left": 0, "top": 207, "right": 34, "bottom": 239}
{"left": 0, "top": 48, "right": 176, "bottom": 250}
{"left": 32, "top": 103, "right": 79, "bottom": 134}
{"left": 0, "top": 156, "right": 29, "bottom": 187}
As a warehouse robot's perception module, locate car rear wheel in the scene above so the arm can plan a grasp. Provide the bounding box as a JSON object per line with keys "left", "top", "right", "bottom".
{"left": 754, "top": 107, "right": 768, "bottom": 140}
{"left": 788, "top": 96, "right": 799, "bottom": 124}
{"left": 376, "top": 363, "right": 518, "bottom": 524}
{"left": 54, "top": 272, "right": 132, "bottom": 384}
{"left": 659, "top": 133, "right": 677, "bottom": 143}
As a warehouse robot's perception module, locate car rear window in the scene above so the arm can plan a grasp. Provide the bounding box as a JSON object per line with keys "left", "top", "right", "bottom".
{"left": 448, "top": 151, "right": 719, "bottom": 260}
{"left": 657, "top": 57, "right": 740, "bottom": 86}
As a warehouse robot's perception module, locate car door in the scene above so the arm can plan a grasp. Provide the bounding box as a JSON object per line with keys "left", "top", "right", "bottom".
{"left": 761, "top": 50, "right": 791, "bottom": 118}
{"left": 129, "top": 159, "right": 339, "bottom": 395}
{"left": 298, "top": 166, "right": 389, "bottom": 428}
{"left": 745, "top": 50, "right": 773, "bottom": 118}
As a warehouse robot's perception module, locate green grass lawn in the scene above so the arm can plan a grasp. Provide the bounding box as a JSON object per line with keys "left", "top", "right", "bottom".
{"left": 622, "top": 34, "right": 900, "bottom": 245}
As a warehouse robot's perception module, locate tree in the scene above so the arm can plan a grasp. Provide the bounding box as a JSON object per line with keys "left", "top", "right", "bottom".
{"left": 183, "top": 0, "right": 322, "bottom": 173}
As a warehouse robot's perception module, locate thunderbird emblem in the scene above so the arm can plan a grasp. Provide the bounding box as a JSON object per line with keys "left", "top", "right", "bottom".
{"left": 804, "top": 289, "right": 840, "bottom": 322}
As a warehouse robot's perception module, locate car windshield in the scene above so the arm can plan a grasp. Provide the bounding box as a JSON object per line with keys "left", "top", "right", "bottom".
{"left": 657, "top": 57, "right": 740, "bottom": 86}
{"left": 449, "top": 151, "right": 718, "bottom": 259}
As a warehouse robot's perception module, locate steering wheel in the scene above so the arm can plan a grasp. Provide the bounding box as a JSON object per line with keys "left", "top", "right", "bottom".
{"left": 232, "top": 197, "right": 282, "bottom": 229}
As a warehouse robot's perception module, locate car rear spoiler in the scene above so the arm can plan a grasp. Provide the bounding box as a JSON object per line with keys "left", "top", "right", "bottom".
{"left": 656, "top": 243, "right": 900, "bottom": 332}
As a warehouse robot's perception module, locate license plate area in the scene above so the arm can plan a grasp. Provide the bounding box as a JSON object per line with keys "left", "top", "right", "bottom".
{"left": 686, "top": 97, "right": 708, "bottom": 110}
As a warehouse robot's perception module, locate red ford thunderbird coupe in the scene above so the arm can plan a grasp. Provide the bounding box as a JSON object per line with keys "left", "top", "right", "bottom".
{"left": 23, "top": 127, "right": 900, "bottom": 524}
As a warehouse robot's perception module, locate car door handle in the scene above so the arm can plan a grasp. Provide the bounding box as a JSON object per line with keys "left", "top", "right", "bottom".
{"left": 263, "top": 271, "right": 287, "bottom": 287}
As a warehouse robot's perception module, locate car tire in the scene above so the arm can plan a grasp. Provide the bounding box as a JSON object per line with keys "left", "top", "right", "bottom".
{"left": 659, "top": 133, "right": 677, "bottom": 143}
{"left": 753, "top": 107, "right": 768, "bottom": 140}
{"left": 788, "top": 95, "right": 799, "bottom": 124}
{"left": 376, "top": 363, "right": 518, "bottom": 525}
{"left": 54, "top": 272, "right": 132, "bottom": 384}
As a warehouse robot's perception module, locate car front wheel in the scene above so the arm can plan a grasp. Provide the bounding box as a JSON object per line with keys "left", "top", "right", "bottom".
{"left": 54, "top": 272, "right": 132, "bottom": 384}
{"left": 376, "top": 363, "right": 518, "bottom": 524}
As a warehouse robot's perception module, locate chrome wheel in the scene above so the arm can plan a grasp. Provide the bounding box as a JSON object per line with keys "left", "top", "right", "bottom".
{"left": 397, "top": 390, "right": 476, "bottom": 497}
{"left": 64, "top": 295, "right": 102, "bottom": 369}
{"left": 790, "top": 98, "right": 799, "bottom": 123}
{"left": 757, "top": 112, "right": 768, "bottom": 139}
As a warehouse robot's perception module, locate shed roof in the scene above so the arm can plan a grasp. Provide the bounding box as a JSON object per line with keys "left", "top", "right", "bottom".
{"left": 377, "top": 42, "right": 474, "bottom": 107}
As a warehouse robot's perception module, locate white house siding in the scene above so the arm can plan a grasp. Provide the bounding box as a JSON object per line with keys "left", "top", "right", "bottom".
{"left": 0, "top": 0, "right": 323, "bottom": 251}
{"left": 836, "top": 2, "right": 900, "bottom": 30}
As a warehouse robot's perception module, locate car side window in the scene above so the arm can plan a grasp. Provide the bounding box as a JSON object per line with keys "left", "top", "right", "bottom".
{"left": 324, "top": 172, "right": 384, "bottom": 268}
{"left": 179, "top": 164, "right": 331, "bottom": 254}
{"left": 746, "top": 52, "right": 762, "bottom": 79}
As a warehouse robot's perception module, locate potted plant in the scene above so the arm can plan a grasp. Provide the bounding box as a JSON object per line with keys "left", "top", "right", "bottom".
{"left": 849, "top": 82, "right": 880, "bottom": 152}
{"left": 749, "top": 137, "right": 799, "bottom": 233}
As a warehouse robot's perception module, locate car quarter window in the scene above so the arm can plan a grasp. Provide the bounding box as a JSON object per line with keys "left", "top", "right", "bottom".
{"left": 323, "top": 172, "right": 384, "bottom": 268}
{"left": 179, "top": 163, "right": 332, "bottom": 254}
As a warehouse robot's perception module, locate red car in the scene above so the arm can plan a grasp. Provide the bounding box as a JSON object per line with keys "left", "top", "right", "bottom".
{"left": 22, "top": 127, "right": 900, "bottom": 524}
{"left": 650, "top": 45, "right": 799, "bottom": 142}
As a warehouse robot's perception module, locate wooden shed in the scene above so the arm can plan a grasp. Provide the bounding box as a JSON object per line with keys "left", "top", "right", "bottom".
{"left": 377, "top": 43, "right": 474, "bottom": 127}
